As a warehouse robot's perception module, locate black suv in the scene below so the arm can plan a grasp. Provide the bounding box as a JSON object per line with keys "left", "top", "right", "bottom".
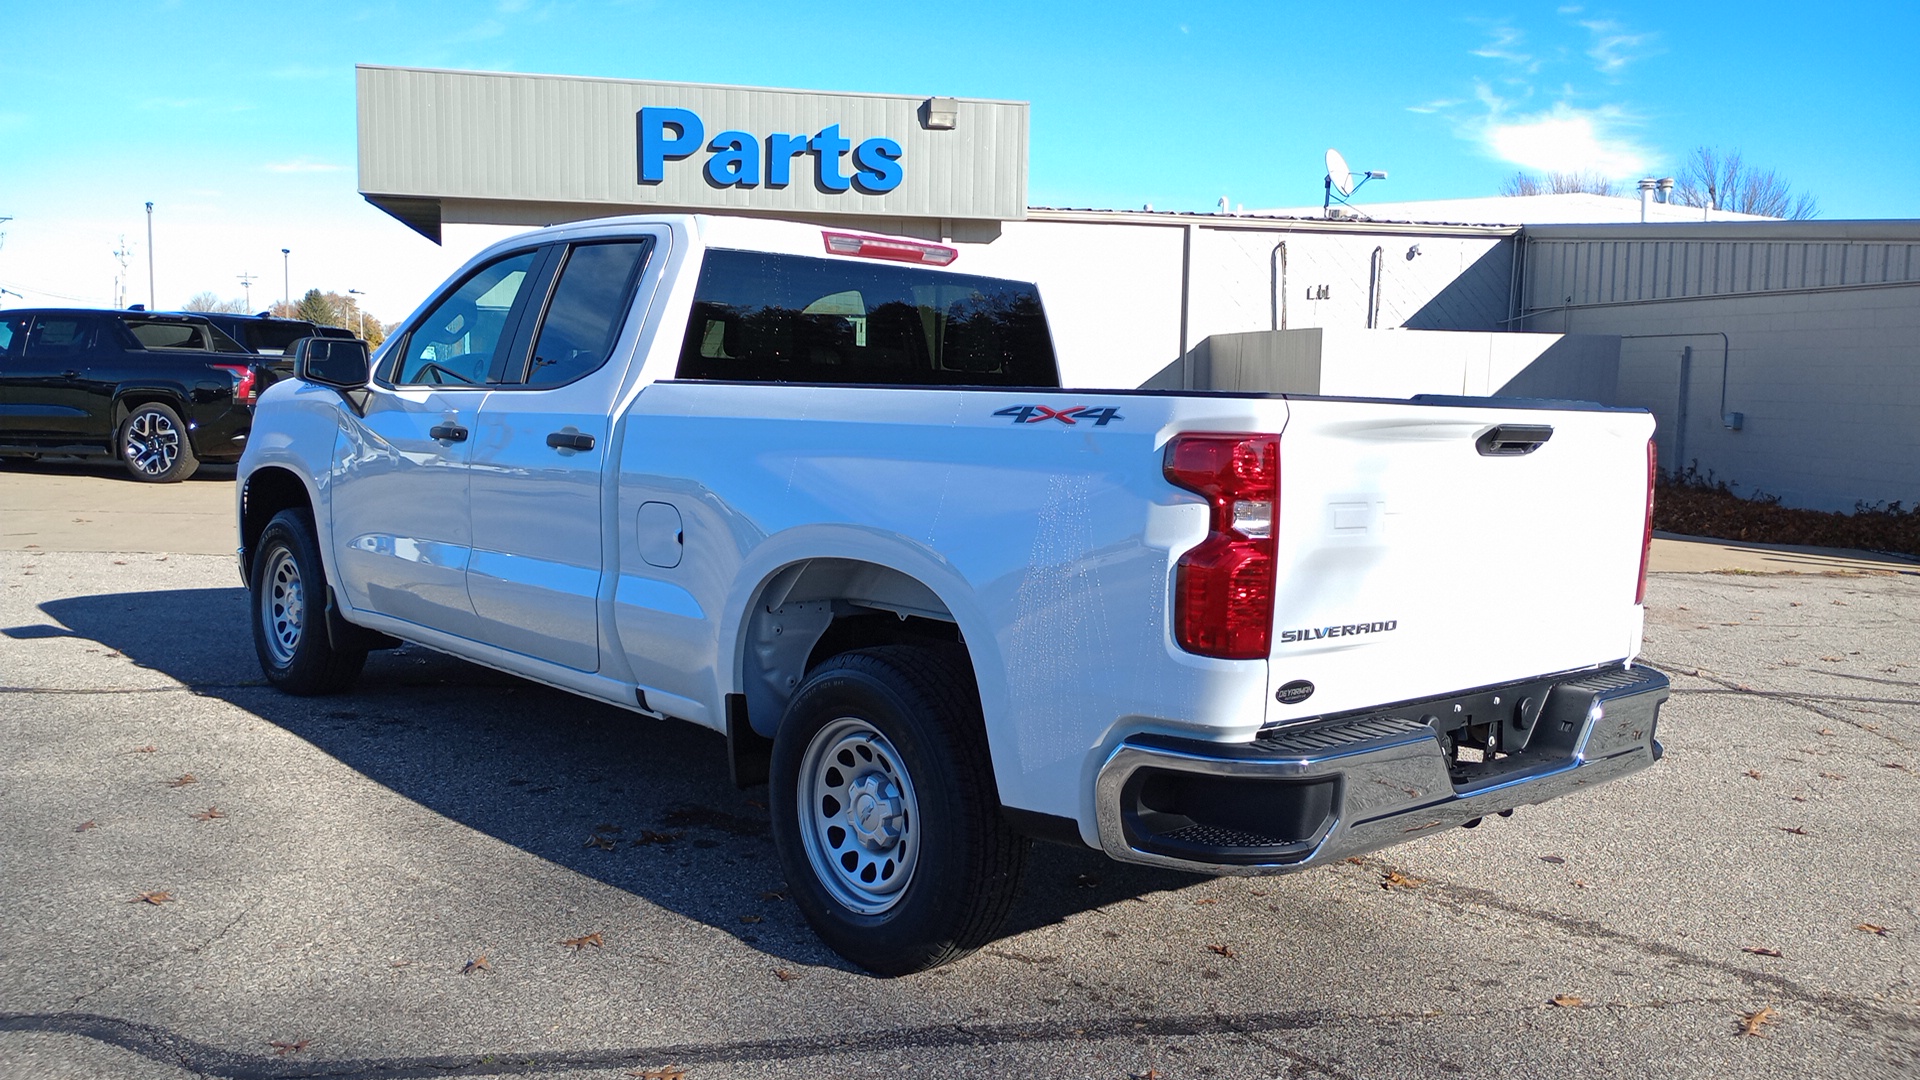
{"left": 0, "top": 308, "right": 284, "bottom": 482}
{"left": 192, "top": 312, "right": 355, "bottom": 357}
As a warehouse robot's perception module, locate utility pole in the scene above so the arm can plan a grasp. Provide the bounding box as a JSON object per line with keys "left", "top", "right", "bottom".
{"left": 113, "top": 237, "right": 132, "bottom": 308}
{"left": 145, "top": 202, "right": 155, "bottom": 308}
{"left": 237, "top": 272, "right": 257, "bottom": 312}
{"left": 281, "top": 249, "right": 290, "bottom": 308}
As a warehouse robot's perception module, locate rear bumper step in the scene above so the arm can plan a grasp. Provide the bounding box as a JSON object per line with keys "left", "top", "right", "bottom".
{"left": 1093, "top": 663, "right": 1669, "bottom": 874}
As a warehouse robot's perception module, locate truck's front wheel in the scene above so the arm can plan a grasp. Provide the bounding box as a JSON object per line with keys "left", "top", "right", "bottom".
{"left": 252, "top": 509, "right": 367, "bottom": 695}
{"left": 771, "top": 645, "right": 1027, "bottom": 975}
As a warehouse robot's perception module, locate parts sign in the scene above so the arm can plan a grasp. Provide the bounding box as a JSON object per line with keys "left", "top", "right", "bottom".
{"left": 638, "top": 107, "right": 903, "bottom": 194}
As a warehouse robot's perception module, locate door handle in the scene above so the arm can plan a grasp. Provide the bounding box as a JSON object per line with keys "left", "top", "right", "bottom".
{"left": 546, "top": 431, "right": 595, "bottom": 452}
{"left": 430, "top": 423, "right": 469, "bottom": 443}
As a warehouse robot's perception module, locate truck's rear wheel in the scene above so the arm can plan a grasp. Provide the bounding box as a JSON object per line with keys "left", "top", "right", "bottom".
{"left": 252, "top": 509, "right": 366, "bottom": 695}
{"left": 119, "top": 402, "right": 199, "bottom": 482}
{"left": 771, "top": 645, "right": 1027, "bottom": 975}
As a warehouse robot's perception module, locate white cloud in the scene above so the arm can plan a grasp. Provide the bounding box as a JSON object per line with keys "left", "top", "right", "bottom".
{"left": 1580, "top": 19, "right": 1656, "bottom": 75}
{"left": 1472, "top": 26, "right": 1535, "bottom": 70}
{"left": 1483, "top": 105, "right": 1649, "bottom": 177}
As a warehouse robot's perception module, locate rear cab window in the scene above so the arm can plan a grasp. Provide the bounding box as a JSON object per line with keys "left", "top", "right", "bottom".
{"left": 675, "top": 249, "right": 1059, "bottom": 387}
{"left": 123, "top": 318, "right": 248, "bottom": 353}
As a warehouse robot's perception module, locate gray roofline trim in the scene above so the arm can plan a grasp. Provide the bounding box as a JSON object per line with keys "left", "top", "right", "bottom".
{"left": 352, "top": 64, "right": 1029, "bottom": 107}
{"left": 1521, "top": 219, "right": 1920, "bottom": 242}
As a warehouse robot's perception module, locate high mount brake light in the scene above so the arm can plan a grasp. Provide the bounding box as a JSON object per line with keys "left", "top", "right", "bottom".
{"left": 821, "top": 231, "right": 958, "bottom": 266}
{"left": 1164, "top": 433, "right": 1280, "bottom": 660}
{"left": 212, "top": 363, "right": 257, "bottom": 404}
{"left": 1636, "top": 438, "right": 1656, "bottom": 604}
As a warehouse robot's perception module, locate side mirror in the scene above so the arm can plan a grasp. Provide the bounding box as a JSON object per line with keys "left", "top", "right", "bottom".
{"left": 292, "top": 336, "right": 371, "bottom": 390}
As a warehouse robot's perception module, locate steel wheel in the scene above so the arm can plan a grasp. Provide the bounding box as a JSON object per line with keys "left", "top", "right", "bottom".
{"left": 123, "top": 408, "right": 181, "bottom": 476}
{"left": 259, "top": 546, "right": 305, "bottom": 667}
{"left": 797, "top": 717, "right": 922, "bottom": 915}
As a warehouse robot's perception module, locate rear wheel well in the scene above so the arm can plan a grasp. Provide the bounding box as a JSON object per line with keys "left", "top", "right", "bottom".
{"left": 738, "top": 559, "right": 977, "bottom": 739}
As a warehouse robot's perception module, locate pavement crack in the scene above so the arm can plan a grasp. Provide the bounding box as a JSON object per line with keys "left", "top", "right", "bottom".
{"left": 1354, "top": 858, "right": 1919, "bottom": 1038}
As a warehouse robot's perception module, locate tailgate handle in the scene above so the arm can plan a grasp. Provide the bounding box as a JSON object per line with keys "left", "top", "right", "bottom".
{"left": 1476, "top": 424, "right": 1553, "bottom": 456}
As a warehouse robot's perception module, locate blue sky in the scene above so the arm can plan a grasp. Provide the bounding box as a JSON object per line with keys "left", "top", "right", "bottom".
{"left": 2, "top": 1, "right": 1915, "bottom": 322}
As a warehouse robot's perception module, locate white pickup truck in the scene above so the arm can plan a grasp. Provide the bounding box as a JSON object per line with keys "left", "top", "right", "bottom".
{"left": 237, "top": 214, "right": 1668, "bottom": 974}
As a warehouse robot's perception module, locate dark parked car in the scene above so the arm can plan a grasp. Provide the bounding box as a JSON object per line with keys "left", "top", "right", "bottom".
{"left": 0, "top": 308, "right": 283, "bottom": 481}
{"left": 190, "top": 311, "right": 356, "bottom": 359}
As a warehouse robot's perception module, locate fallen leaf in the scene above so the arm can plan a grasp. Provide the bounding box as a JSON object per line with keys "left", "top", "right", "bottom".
{"left": 1549, "top": 994, "right": 1584, "bottom": 1008}
{"left": 74, "top": 820, "right": 97, "bottom": 832}
{"left": 739, "top": 914, "right": 763, "bottom": 924}
{"left": 1855, "top": 923, "right": 1888, "bottom": 936}
{"left": 1538, "top": 854, "right": 1566, "bottom": 864}
{"left": 268, "top": 1039, "right": 310, "bottom": 1056}
{"left": 583, "top": 835, "right": 616, "bottom": 851}
{"left": 1742, "top": 946, "right": 1783, "bottom": 958}
{"left": 558, "top": 933, "right": 603, "bottom": 950}
{"left": 773, "top": 968, "right": 800, "bottom": 982}
{"left": 1737, "top": 1006, "right": 1778, "bottom": 1038}
{"left": 1819, "top": 655, "right": 1844, "bottom": 662}
{"left": 1131, "top": 1071, "right": 1163, "bottom": 1080}
{"left": 760, "top": 890, "right": 787, "bottom": 902}
{"left": 461, "top": 954, "right": 490, "bottom": 975}
{"left": 629, "top": 1068, "right": 686, "bottom": 1080}
{"left": 1072, "top": 873, "right": 1100, "bottom": 888}
{"left": 1884, "top": 762, "right": 1912, "bottom": 772}
{"left": 1743, "top": 769, "right": 1763, "bottom": 780}
{"left": 1193, "top": 897, "right": 1218, "bottom": 905}
{"left": 1818, "top": 728, "right": 1835, "bottom": 736}
{"left": 130, "top": 745, "right": 156, "bottom": 754}
{"left": 131, "top": 891, "right": 173, "bottom": 905}
{"left": 631, "top": 830, "right": 682, "bottom": 846}
{"left": 165, "top": 774, "right": 197, "bottom": 788}
{"left": 1381, "top": 870, "right": 1425, "bottom": 890}
{"left": 1344, "top": 856, "right": 1364, "bottom": 865}
{"left": 1779, "top": 826, "right": 1809, "bottom": 835}
{"left": 190, "top": 807, "right": 226, "bottom": 822}
{"left": 1205, "top": 943, "right": 1236, "bottom": 959}
{"left": 1818, "top": 771, "right": 1845, "bottom": 780}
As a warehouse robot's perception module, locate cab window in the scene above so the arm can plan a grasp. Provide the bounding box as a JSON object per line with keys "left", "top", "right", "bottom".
{"left": 392, "top": 251, "right": 540, "bottom": 387}
{"left": 519, "top": 240, "right": 649, "bottom": 388}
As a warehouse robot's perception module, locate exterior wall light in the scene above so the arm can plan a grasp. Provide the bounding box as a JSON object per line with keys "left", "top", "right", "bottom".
{"left": 921, "top": 97, "right": 958, "bottom": 130}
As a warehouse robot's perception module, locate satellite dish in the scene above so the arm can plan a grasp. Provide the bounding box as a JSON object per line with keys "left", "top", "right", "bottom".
{"left": 1325, "top": 148, "right": 1354, "bottom": 197}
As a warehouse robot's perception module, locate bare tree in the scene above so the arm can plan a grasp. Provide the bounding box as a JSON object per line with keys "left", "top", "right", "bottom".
{"left": 183, "top": 291, "right": 248, "bottom": 313}
{"left": 1674, "top": 147, "right": 1817, "bottom": 219}
{"left": 1501, "top": 171, "right": 1618, "bottom": 197}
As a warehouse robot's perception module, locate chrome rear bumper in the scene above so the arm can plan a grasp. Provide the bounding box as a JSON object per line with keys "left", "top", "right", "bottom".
{"left": 1093, "top": 664, "right": 1669, "bottom": 875}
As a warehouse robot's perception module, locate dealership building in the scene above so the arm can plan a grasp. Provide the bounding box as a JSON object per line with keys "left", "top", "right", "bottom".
{"left": 357, "top": 66, "right": 1920, "bottom": 515}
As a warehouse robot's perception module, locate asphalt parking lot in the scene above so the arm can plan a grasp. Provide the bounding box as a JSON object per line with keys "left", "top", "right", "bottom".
{"left": 1, "top": 464, "right": 1915, "bottom": 1079}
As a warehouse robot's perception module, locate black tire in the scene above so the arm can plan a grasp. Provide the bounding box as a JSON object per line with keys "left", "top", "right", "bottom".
{"left": 119, "top": 401, "right": 199, "bottom": 482}
{"left": 770, "top": 645, "right": 1028, "bottom": 975}
{"left": 251, "top": 508, "right": 366, "bottom": 695}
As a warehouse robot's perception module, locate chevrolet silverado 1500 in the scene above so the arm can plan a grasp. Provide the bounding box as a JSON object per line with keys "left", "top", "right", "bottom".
{"left": 237, "top": 214, "right": 1668, "bottom": 973}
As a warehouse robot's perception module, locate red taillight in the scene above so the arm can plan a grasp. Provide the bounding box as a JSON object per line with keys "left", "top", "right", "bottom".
{"left": 821, "top": 230, "right": 958, "bottom": 266}
{"left": 1164, "top": 434, "right": 1280, "bottom": 659}
{"left": 1636, "top": 438, "right": 1657, "bottom": 604}
{"left": 213, "top": 363, "right": 258, "bottom": 404}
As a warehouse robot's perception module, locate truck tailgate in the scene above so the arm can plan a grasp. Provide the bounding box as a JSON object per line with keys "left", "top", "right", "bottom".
{"left": 1265, "top": 397, "right": 1654, "bottom": 725}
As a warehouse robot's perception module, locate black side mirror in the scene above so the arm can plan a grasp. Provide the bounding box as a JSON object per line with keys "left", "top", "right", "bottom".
{"left": 292, "top": 336, "right": 371, "bottom": 390}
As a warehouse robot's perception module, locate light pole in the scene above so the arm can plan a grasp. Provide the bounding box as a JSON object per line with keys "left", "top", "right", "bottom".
{"left": 145, "top": 202, "right": 155, "bottom": 309}
{"left": 281, "top": 249, "right": 290, "bottom": 309}
{"left": 347, "top": 288, "right": 365, "bottom": 337}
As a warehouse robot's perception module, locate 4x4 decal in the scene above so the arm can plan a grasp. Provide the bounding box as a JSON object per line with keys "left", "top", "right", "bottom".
{"left": 992, "top": 405, "right": 1124, "bottom": 427}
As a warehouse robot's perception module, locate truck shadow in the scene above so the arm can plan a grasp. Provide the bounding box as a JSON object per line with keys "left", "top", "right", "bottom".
{"left": 26, "top": 585, "right": 1203, "bottom": 972}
